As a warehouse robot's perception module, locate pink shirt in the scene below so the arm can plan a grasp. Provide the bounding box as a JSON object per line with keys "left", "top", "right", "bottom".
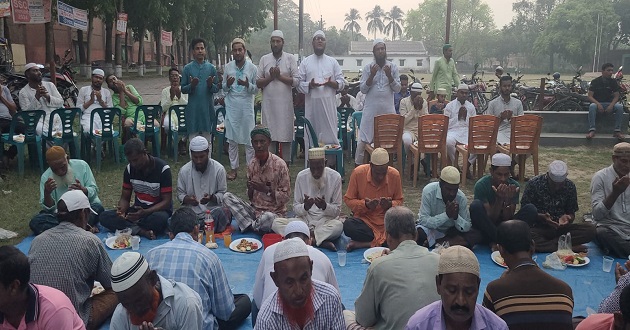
{"left": 0, "top": 284, "right": 85, "bottom": 330}
{"left": 575, "top": 314, "right": 615, "bottom": 330}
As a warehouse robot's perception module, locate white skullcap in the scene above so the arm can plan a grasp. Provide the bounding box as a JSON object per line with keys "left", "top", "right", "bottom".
{"left": 271, "top": 30, "right": 284, "bottom": 39}
{"left": 284, "top": 221, "right": 311, "bottom": 238}
{"left": 436, "top": 88, "right": 447, "bottom": 95}
{"left": 495, "top": 66, "right": 504, "bottom": 71}
{"left": 308, "top": 147, "right": 325, "bottom": 160}
{"left": 370, "top": 148, "right": 389, "bottom": 166}
{"left": 548, "top": 160, "right": 568, "bottom": 183}
{"left": 438, "top": 246, "right": 480, "bottom": 278}
{"left": 372, "top": 38, "right": 385, "bottom": 47}
{"left": 492, "top": 153, "right": 512, "bottom": 167}
{"left": 59, "top": 190, "right": 97, "bottom": 214}
{"left": 24, "top": 63, "right": 43, "bottom": 73}
{"left": 457, "top": 83, "right": 469, "bottom": 91}
{"left": 189, "top": 136, "right": 209, "bottom": 152}
{"left": 273, "top": 237, "right": 309, "bottom": 263}
{"left": 410, "top": 82, "right": 423, "bottom": 92}
{"left": 440, "top": 166, "right": 460, "bottom": 185}
{"left": 92, "top": 69, "right": 105, "bottom": 77}
{"left": 111, "top": 252, "right": 149, "bottom": 292}
{"left": 313, "top": 30, "right": 325, "bottom": 39}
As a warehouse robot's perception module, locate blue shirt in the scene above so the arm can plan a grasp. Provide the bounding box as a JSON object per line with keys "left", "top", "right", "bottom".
{"left": 418, "top": 182, "right": 471, "bottom": 233}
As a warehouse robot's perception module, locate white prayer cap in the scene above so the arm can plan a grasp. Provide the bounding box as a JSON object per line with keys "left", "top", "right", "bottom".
{"left": 370, "top": 148, "right": 389, "bottom": 166}
{"left": 495, "top": 66, "right": 504, "bottom": 72}
{"left": 189, "top": 136, "right": 209, "bottom": 152}
{"left": 548, "top": 160, "right": 568, "bottom": 183}
{"left": 59, "top": 190, "right": 97, "bottom": 214}
{"left": 271, "top": 30, "right": 284, "bottom": 39}
{"left": 372, "top": 38, "right": 385, "bottom": 47}
{"left": 273, "top": 238, "right": 309, "bottom": 263}
{"left": 491, "top": 153, "right": 512, "bottom": 167}
{"left": 440, "top": 166, "right": 460, "bottom": 185}
{"left": 410, "top": 82, "right": 423, "bottom": 92}
{"left": 457, "top": 83, "right": 469, "bottom": 91}
{"left": 312, "top": 30, "right": 325, "bottom": 39}
{"left": 24, "top": 63, "right": 43, "bottom": 73}
{"left": 111, "top": 252, "right": 149, "bottom": 292}
{"left": 92, "top": 69, "right": 105, "bottom": 77}
{"left": 436, "top": 88, "right": 447, "bottom": 95}
{"left": 308, "top": 147, "right": 325, "bottom": 160}
{"left": 284, "top": 221, "right": 310, "bottom": 238}
{"left": 438, "top": 246, "right": 480, "bottom": 278}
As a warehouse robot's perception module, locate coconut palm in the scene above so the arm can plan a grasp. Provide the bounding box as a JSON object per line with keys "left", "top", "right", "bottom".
{"left": 365, "top": 5, "right": 385, "bottom": 39}
{"left": 344, "top": 8, "right": 362, "bottom": 41}
{"left": 384, "top": 6, "right": 404, "bottom": 40}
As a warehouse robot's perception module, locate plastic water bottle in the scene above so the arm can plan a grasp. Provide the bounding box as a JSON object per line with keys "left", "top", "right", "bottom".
{"left": 204, "top": 210, "right": 215, "bottom": 243}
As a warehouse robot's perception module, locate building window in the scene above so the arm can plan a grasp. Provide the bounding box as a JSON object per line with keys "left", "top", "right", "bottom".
{"left": 416, "top": 59, "right": 423, "bottom": 66}
{"left": 356, "top": 59, "right": 362, "bottom": 66}
{"left": 399, "top": 59, "right": 405, "bottom": 66}
{"left": 337, "top": 59, "right": 344, "bottom": 66}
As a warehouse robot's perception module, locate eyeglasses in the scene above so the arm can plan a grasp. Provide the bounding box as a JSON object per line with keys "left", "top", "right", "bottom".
{"left": 314, "top": 37, "right": 326, "bottom": 41}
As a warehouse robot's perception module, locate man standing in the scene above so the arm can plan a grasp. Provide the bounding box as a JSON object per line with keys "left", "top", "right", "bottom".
{"left": 405, "top": 246, "right": 508, "bottom": 330}
{"left": 30, "top": 146, "right": 103, "bottom": 235}
{"left": 591, "top": 142, "right": 630, "bottom": 257}
{"left": 486, "top": 75, "right": 524, "bottom": 146}
{"left": 105, "top": 74, "right": 144, "bottom": 143}
{"left": 272, "top": 147, "right": 344, "bottom": 250}
{"left": 346, "top": 206, "right": 440, "bottom": 330}
{"left": 586, "top": 63, "right": 625, "bottom": 140}
{"left": 521, "top": 160, "right": 596, "bottom": 252}
{"left": 297, "top": 30, "right": 344, "bottom": 163}
{"left": 161, "top": 67, "right": 188, "bottom": 133}
{"left": 256, "top": 30, "right": 299, "bottom": 162}
{"left": 400, "top": 82, "right": 428, "bottom": 153}
{"left": 181, "top": 38, "right": 218, "bottom": 145}
{"left": 445, "top": 84, "right": 476, "bottom": 176}
{"left": 355, "top": 39, "right": 401, "bottom": 165}
{"left": 223, "top": 38, "right": 258, "bottom": 181}
{"left": 428, "top": 44, "right": 459, "bottom": 101}
{"left": 77, "top": 69, "right": 113, "bottom": 133}
{"left": 344, "top": 148, "right": 404, "bottom": 251}
{"left": 223, "top": 126, "right": 290, "bottom": 233}
{"left": 254, "top": 238, "right": 345, "bottom": 329}
{"left": 394, "top": 74, "right": 410, "bottom": 114}
{"left": 177, "top": 136, "right": 231, "bottom": 232}
{"left": 18, "top": 63, "right": 63, "bottom": 136}
{"left": 100, "top": 138, "right": 172, "bottom": 239}
{"left": 483, "top": 220, "right": 574, "bottom": 330}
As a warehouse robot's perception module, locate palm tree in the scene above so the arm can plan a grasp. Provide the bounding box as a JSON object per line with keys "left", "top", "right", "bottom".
{"left": 365, "top": 5, "right": 385, "bottom": 39}
{"left": 384, "top": 6, "right": 404, "bottom": 40}
{"left": 344, "top": 8, "right": 362, "bottom": 41}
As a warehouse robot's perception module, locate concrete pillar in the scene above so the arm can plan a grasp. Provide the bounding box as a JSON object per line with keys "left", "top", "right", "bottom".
{"left": 115, "top": 65, "right": 122, "bottom": 77}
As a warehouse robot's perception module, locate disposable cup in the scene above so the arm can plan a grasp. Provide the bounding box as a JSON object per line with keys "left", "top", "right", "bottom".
{"left": 603, "top": 256, "right": 614, "bottom": 272}
{"left": 131, "top": 236, "right": 140, "bottom": 250}
{"left": 338, "top": 251, "right": 347, "bottom": 267}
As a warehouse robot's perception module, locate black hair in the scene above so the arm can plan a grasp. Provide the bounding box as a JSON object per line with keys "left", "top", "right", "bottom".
{"left": 105, "top": 73, "right": 116, "bottom": 83}
{"left": 190, "top": 38, "right": 206, "bottom": 52}
{"left": 0, "top": 246, "right": 30, "bottom": 291}
{"left": 169, "top": 208, "right": 198, "bottom": 235}
{"left": 56, "top": 199, "right": 85, "bottom": 224}
{"left": 168, "top": 67, "right": 180, "bottom": 75}
{"left": 496, "top": 220, "right": 532, "bottom": 254}
{"left": 400, "top": 74, "right": 409, "bottom": 81}
{"left": 499, "top": 75, "right": 513, "bottom": 84}
{"left": 602, "top": 63, "right": 614, "bottom": 71}
{"left": 124, "top": 138, "right": 146, "bottom": 156}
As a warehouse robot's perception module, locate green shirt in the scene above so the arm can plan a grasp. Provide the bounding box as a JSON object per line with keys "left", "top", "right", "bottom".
{"left": 429, "top": 57, "right": 459, "bottom": 97}
{"left": 473, "top": 175, "right": 520, "bottom": 206}
{"left": 39, "top": 159, "right": 101, "bottom": 211}
{"left": 111, "top": 85, "right": 144, "bottom": 123}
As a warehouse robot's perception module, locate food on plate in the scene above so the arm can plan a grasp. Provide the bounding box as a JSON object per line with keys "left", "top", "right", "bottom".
{"left": 562, "top": 253, "right": 587, "bottom": 265}
{"left": 325, "top": 144, "right": 340, "bottom": 150}
{"left": 494, "top": 254, "right": 506, "bottom": 267}
{"left": 113, "top": 235, "right": 131, "bottom": 249}
{"left": 367, "top": 251, "right": 384, "bottom": 262}
{"left": 235, "top": 239, "right": 259, "bottom": 252}
{"left": 205, "top": 242, "right": 218, "bottom": 249}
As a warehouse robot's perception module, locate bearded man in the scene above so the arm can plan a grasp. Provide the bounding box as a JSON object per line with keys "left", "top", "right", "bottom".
{"left": 77, "top": 69, "right": 113, "bottom": 133}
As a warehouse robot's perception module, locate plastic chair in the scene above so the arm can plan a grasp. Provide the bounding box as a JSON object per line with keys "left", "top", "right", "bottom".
{"left": 83, "top": 107, "right": 121, "bottom": 172}
{"left": 364, "top": 114, "right": 404, "bottom": 174}
{"left": 455, "top": 115, "right": 500, "bottom": 185}
{"left": 214, "top": 107, "right": 226, "bottom": 161}
{"left": 409, "top": 114, "right": 449, "bottom": 187}
{"left": 350, "top": 111, "right": 362, "bottom": 158}
{"left": 497, "top": 114, "right": 543, "bottom": 181}
{"left": 132, "top": 105, "right": 161, "bottom": 157}
{"left": 168, "top": 105, "right": 188, "bottom": 162}
{"left": 290, "top": 107, "right": 306, "bottom": 164}
{"left": 0, "top": 110, "right": 45, "bottom": 178}
{"left": 337, "top": 107, "right": 354, "bottom": 155}
{"left": 44, "top": 108, "right": 80, "bottom": 158}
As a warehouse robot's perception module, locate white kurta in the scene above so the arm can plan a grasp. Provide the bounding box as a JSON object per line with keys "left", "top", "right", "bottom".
{"left": 18, "top": 82, "right": 64, "bottom": 135}
{"left": 358, "top": 61, "right": 401, "bottom": 143}
{"left": 222, "top": 60, "right": 258, "bottom": 145}
{"left": 445, "top": 99, "right": 477, "bottom": 144}
{"left": 335, "top": 93, "right": 358, "bottom": 110}
{"left": 257, "top": 52, "right": 298, "bottom": 143}
{"left": 77, "top": 86, "right": 113, "bottom": 132}
{"left": 176, "top": 158, "right": 227, "bottom": 218}
{"left": 160, "top": 86, "right": 188, "bottom": 131}
{"left": 486, "top": 96, "right": 524, "bottom": 145}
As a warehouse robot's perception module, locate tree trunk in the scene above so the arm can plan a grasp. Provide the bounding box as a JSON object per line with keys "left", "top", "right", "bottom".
{"left": 183, "top": 28, "right": 188, "bottom": 65}
{"left": 155, "top": 26, "right": 162, "bottom": 75}
{"left": 45, "top": 22, "right": 56, "bottom": 85}
{"left": 77, "top": 30, "right": 86, "bottom": 64}
{"left": 115, "top": 0, "right": 124, "bottom": 77}
{"left": 549, "top": 52, "right": 554, "bottom": 72}
{"left": 105, "top": 15, "right": 114, "bottom": 74}
{"left": 85, "top": 15, "right": 94, "bottom": 78}
{"left": 138, "top": 28, "right": 145, "bottom": 76}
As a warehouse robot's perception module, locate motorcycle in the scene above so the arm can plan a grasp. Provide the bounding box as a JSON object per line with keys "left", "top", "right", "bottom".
{"left": 43, "top": 49, "right": 79, "bottom": 108}
{"left": 460, "top": 63, "right": 489, "bottom": 114}
{"left": 614, "top": 66, "right": 629, "bottom": 113}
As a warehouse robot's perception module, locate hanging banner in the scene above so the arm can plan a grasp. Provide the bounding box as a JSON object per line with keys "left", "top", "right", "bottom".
{"left": 57, "top": 1, "right": 87, "bottom": 31}
{"left": 11, "top": 0, "right": 51, "bottom": 24}
{"left": 0, "top": 0, "right": 11, "bottom": 17}
{"left": 116, "top": 12, "right": 127, "bottom": 35}
{"left": 161, "top": 30, "right": 172, "bottom": 46}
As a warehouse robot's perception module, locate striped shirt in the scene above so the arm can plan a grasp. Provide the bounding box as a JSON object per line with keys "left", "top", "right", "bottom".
{"left": 123, "top": 156, "right": 172, "bottom": 212}
{"left": 482, "top": 264, "right": 574, "bottom": 330}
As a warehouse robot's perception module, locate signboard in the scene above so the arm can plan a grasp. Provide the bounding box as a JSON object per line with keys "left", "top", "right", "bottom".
{"left": 11, "top": 0, "right": 51, "bottom": 24}
{"left": 57, "top": 1, "right": 87, "bottom": 31}
{"left": 116, "top": 12, "right": 127, "bottom": 35}
{"left": 0, "top": 0, "right": 11, "bottom": 17}
{"left": 161, "top": 30, "right": 172, "bottom": 46}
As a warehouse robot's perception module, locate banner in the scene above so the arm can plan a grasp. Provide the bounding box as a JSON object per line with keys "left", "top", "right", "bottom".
{"left": 11, "top": 0, "right": 51, "bottom": 24}
{"left": 57, "top": 1, "right": 87, "bottom": 31}
{"left": 161, "top": 30, "right": 172, "bottom": 46}
{"left": 116, "top": 12, "right": 127, "bottom": 35}
{"left": 0, "top": 0, "right": 10, "bottom": 17}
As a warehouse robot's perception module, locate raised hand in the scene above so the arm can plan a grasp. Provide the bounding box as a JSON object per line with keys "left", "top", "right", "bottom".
{"left": 237, "top": 76, "right": 249, "bottom": 87}
{"left": 365, "top": 198, "right": 379, "bottom": 210}
{"left": 44, "top": 177, "right": 57, "bottom": 196}
{"left": 226, "top": 76, "right": 236, "bottom": 88}
{"left": 206, "top": 75, "right": 215, "bottom": 88}
{"left": 379, "top": 197, "right": 393, "bottom": 210}
{"left": 190, "top": 76, "right": 199, "bottom": 88}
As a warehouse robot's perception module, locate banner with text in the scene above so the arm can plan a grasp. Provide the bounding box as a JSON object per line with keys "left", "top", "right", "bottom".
{"left": 116, "top": 12, "right": 127, "bottom": 35}
{"left": 161, "top": 30, "right": 172, "bottom": 46}
{"left": 57, "top": 1, "right": 87, "bottom": 31}
{"left": 0, "top": 0, "right": 11, "bottom": 17}
{"left": 11, "top": 0, "right": 51, "bottom": 24}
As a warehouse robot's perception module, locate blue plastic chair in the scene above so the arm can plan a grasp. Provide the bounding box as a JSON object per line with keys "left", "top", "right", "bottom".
{"left": 214, "top": 107, "right": 226, "bottom": 161}
{"left": 83, "top": 107, "right": 121, "bottom": 171}
{"left": 0, "top": 110, "right": 45, "bottom": 178}
{"left": 290, "top": 107, "right": 306, "bottom": 164}
{"left": 350, "top": 111, "right": 362, "bottom": 158}
{"left": 337, "top": 107, "right": 354, "bottom": 155}
{"left": 44, "top": 108, "right": 80, "bottom": 158}
{"left": 167, "top": 105, "right": 188, "bottom": 162}
{"left": 133, "top": 105, "right": 161, "bottom": 157}
{"left": 294, "top": 115, "right": 344, "bottom": 177}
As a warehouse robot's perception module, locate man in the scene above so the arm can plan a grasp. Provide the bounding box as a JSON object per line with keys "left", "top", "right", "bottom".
{"left": 400, "top": 82, "right": 428, "bottom": 153}
{"left": 0, "top": 75, "right": 20, "bottom": 165}
{"left": 160, "top": 67, "right": 188, "bottom": 133}
{"left": 591, "top": 142, "right": 630, "bottom": 257}
{"left": 486, "top": 75, "right": 524, "bottom": 146}
{"left": 417, "top": 166, "right": 479, "bottom": 248}
{"left": 77, "top": 69, "right": 113, "bottom": 133}
{"left": 394, "top": 74, "right": 410, "bottom": 114}
{"left": 405, "top": 246, "right": 508, "bottom": 330}
{"left": 256, "top": 30, "right": 299, "bottom": 162}
{"left": 346, "top": 206, "right": 440, "bottom": 330}
{"left": 29, "top": 146, "right": 103, "bottom": 235}
{"left": 343, "top": 148, "right": 404, "bottom": 251}
{"left": 494, "top": 66, "right": 504, "bottom": 80}
{"left": 578, "top": 285, "right": 630, "bottom": 330}
{"left": 470, "top": 153, "right": 537, "bottom": 249}
{"left": 223, "top": 38, "right": 258, "bottom": 181}
{"left": 223, "top": 126, "right": 290, "bottom": 233}
{"left": 355, "top": 39, "right": 401, "bottom": 165}
{"left": 336, "top": 82, "right": 358, "bottom": 110}
{"left": 600, "top": 260, "right": 630, "bottom": 313}
{"left": 18, "top": 63, "right": 63, "bottom": 136}
{"left": 100, "top": 138, "right": 172, "bottom": 239}
{"left": 428, "top": 44, "right": 459, "bottom": 101}
{"left": 483, "top": 220, "right": 574, "bottom": 329}
{"left": 297, "top": 30, "right": 344, "bottom": 163}
{"left": 445, "top": 84, "right": 477, "bottom": 176}
{"left": 105, "top": 74, "right": 144, "bottom": 143}
{"left": 109, "top": 252, "right": 203, "bottom": 329}
{"left": 429, "top": 88, "right": 448, "bottom": 114}
{"left": 146, "top": 208, "right": 250, "bottom": 330}
{"left": 253, "top": 220, "right": 339, "bottom": 325}
{"left": 254, "top": 238, "right": 345, "bottom": 329}
{"left": 586, "top": 63, "right": 625, "bottom": 140}
{"left": 181, "top": 38, "right": 218, "bottom": 145}
{"left": 177, "top": 136, "right": 231, "bottom": 232}
{"left": 0, "top": 246, "right": 85, "bottom": 330}
{"left": 272, "top": 147, "right": 344, "bottom": 250}
{"left": 29, "top": 190, "right": 117, "bottom": 329}
{"left": 521, "top": 160, "right": 596, "bottom": 252}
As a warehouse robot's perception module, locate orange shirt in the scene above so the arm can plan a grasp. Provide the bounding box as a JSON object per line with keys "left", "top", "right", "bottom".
{"left": 343, "top": 164, "right": 404, "bottom": 246}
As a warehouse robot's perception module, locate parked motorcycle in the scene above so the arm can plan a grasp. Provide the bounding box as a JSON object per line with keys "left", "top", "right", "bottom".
{"left": 43, "top": 49, "right": 79, "bottom": 108}
{"left": 614, "top": 66, "right": 629, "bottom": 113}
{"left": 460, "top": 63, "right": 489, "bottom": 114}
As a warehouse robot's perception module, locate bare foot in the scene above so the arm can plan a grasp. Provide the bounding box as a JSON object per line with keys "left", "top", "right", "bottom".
{"left": 138, "top": 229, "right": 156, "bottom": 240}
{"left": 573, "top": 244, "right": 588, "bottom": 253}
{"left": 319, "top": 241, "right": 337, "bottom": 251}
{"left": 227, "top": 170, "right": 237, "bottom": 181}
{"left": 586, "top": 131, "right": 595, "bottom": 139}
{"left": 346, "top": 240, "right": 371, "bottom": 252}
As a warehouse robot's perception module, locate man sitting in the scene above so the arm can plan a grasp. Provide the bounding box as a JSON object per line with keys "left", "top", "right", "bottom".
{"left": 109, "top": 252, "right": 203, "bottom": 329}
{"left": 223, "top": 126, "right": 290, "bottom": 233}
{"left": 100, "top": 138, "right": 172, "bottom": 239}
{"left": 400, "top": 82, "right": 428, "bottom": 154}
{"left": 577, "top": 283, "right": 630, "bottom": 329}
{"left": 105, "top": 74, "right": 144, "bottom": 143}
{"left": 445, "top": 84, "right": 476, "bottom": 178}
{"left": 586, "top": 63, "right": 625, "bottom": 140}
{"left": 146, "top": 208, "right": 250, "bottom": 330}
{"left": 253, "top": 220, "right": 339, "bottom": 325}
{"left": 77, "top": 68, "right": 113, "bottom": 134}
{"left": 0, "top": 246, "right": 85, "bottom": 330}
{"left": 521, "top": 160, "right": 596, "bottom": 252}
{"left": 487, "top": 75, "right": 524, "bottom": 146}
{"left": 18, "top": 63, "right": 63, "bottom": 136}
{"left": 272, "top": 147, "right": 343, "bottom": 250}
{"left": 405, "top": 246, "right": 508, "bottom": 330}
{"left": 177, "top": 136, "right": 231, "bottom": 232}
{"left": 29, "top": 190, "right": 117, "bottom": 330}
{"left": 591, "top": 142, "right": 630, "bottom": 257}
{"left": 255, "top": 238, "right": 344, "bottom": 329}
{"left": 428, "top": 88, "right": 448, "bottom": 114}
{"left": 343, "top": 148, "right": 404, "bottom": 251}
{"left": 30, "top": 146, "right": 103, "bottom": 235}
{"left": 417, "top": 166, "right": 480, "bottom": 248}
{"left": 483, "top": 220, "right": 574, "bottom": 329}
{"left": 346, "top": 206, "right": 440, "bottom": 330}
{"left": 161, "top": 67, "right": 188, "bottom": 154}
{"left": 336, "top": 82, "right": 358, "bottom": 110}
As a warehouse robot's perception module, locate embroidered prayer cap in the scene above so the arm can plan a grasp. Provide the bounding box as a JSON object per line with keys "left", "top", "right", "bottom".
{"left": 92, "top": 69, "right": 105, "bottom": 77}
{"left": 111, "top": 252, "right": 149, "bottom": 292}
{"left": 312, "top": 30, "right": 325, "bottom": 40}
{"left": 438, "top": 245, "right": 480, "bottom": 278}
{"left": 491, "top": 153, "right": 512, "bottom": 167}
{"left": 440, "top": 166, "right": 460, "bottom": 185}
{"left": 308, "top": 147, "right": 325, "bottom": 160}
{"left": 442, "top": 44, "right": 452, "bottom": 52}
{"left": 495, "top": 66, "right": 504, "bottom": 72}
{"left": 59, "top": 190, "right": 97, "bottom": 214}
{"left": 372, "top": 38, "right": 385, "bottom": 48}
{"left": 436, "top": 88, "right": 447, "bottom": 95}
{"left": 231, "top": 38, "right": 246, "bottom": 49}
{"left": 548, "top": 160, "right": 568, "bottom": 183}
{"left": 273, "top": 237, "right": 309, "bottom": 263}
{"left": 46, "top": 146, "right": 67, "bottom": 163}
{"left": 189, "top": 136, "right": 209, "bottom": 152}
{"left": 370, "top": 148, "right": 389, "bottom": 166}
{"left": 284, "top": 221, "right": 310, "bottom": 238}
{"left": 613, "top": 142, "right": 630, "bottom": 157}
{"left": 457, "top": 83, "right": 469, "bottom": 91}
{"left": 410, "top": 82, "right": 423, "bottom": 92}
{"left": 250, "top": 125, "right": 271, "bottom": 140}
{"left": 271, "top": 30, "right": 284, "bottom": 39}
{"left": 24, "top": 63, "right": 43, "bottom": 73}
